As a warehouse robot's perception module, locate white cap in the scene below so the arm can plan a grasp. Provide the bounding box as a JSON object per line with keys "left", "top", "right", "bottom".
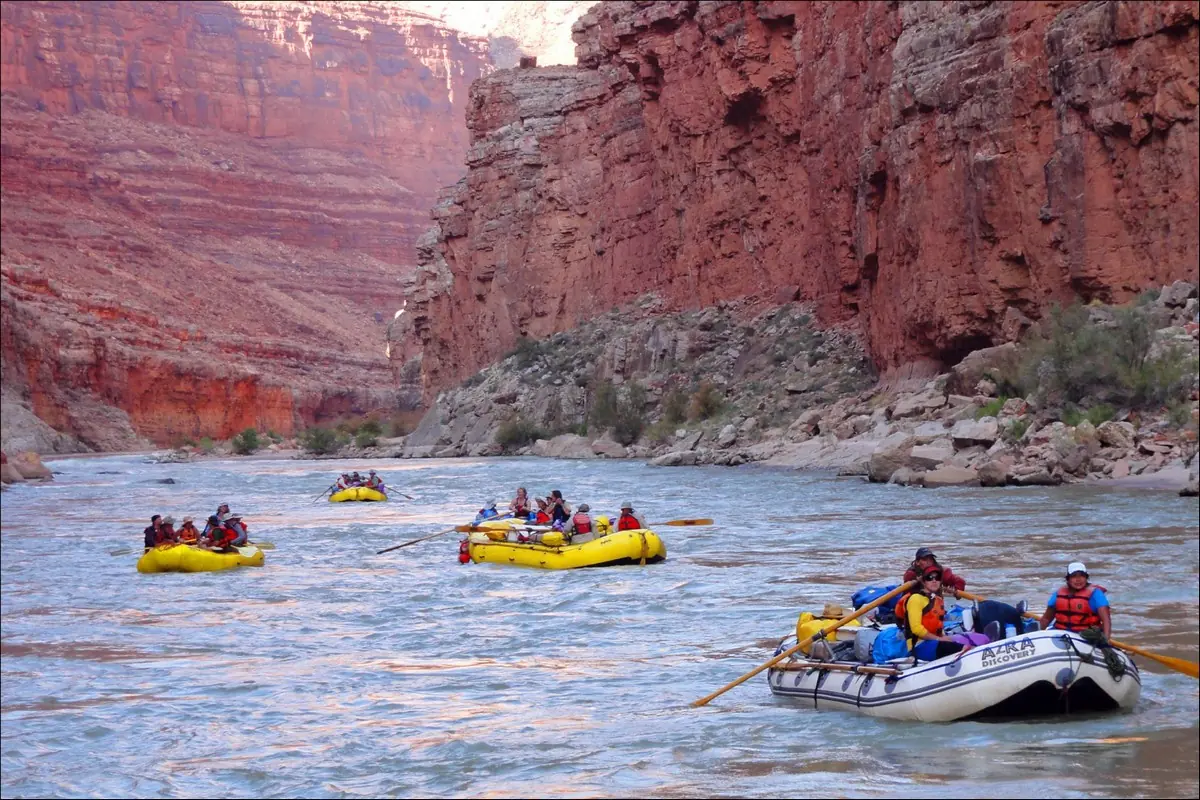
{"left": 1067, "top": 561, "right": 1088, "bottom": 576}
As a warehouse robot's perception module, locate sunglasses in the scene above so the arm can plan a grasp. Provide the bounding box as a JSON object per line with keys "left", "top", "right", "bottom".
{"left": 923, "top": 575, "right": 943, "bottom": 582}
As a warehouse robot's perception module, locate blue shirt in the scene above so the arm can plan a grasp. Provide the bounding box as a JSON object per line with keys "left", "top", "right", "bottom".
{"left": 1046, "top": 587, "right": 1109, "bottom": 613}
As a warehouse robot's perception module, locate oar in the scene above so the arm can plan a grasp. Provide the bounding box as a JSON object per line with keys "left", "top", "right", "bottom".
{"left": 376, "top": 527, "right": 458, "bottom": 555}
{"left": 691, "top": 580, "right": 916, "bottom": 707}
{"left": 958, "top": 590, "right": 1199, "bottom": 680}
{"left": 312, "top": 484, "right": 337, "bottom": 504}
{"left": 390, "top": 490, "right": 415, "bottom": 500}
{"left": 654, "top": 518, "right": 713, "bottom": 526}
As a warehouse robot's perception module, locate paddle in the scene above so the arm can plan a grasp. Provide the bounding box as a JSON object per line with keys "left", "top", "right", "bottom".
{"left": 655, "top": 518, "right": 713, "bottom": 526}
{"left": 957, "top": 590, "right": 1199, "bottom": 680}
{"left": 312, "top": 484, "right": 337, "bottom": 504}
{"left": 376, "top": 526, "right": 457, "bottom": 555}
{"left": 691, "top": 580, "right": 917, "bottom": 707}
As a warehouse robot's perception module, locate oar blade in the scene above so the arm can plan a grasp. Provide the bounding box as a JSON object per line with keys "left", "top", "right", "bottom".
{"left": 661, "top": 518, "right": 713, "bottom": 526}
{"left": 1114, "top": 642, "right": 1200, "bottom": 678}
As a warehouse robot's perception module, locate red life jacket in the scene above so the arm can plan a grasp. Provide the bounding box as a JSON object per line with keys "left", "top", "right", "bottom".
{"left": 1053, "top": 584, "right": 1106, "bottom": 632}
{"left": 534, "top": 510, "right": 550, "bottom": 524}
{"left": 572, "top": 512, "right": 592, "bottom": 534}
{"left": 512, "top": 496, "right": 530, "bottom": 515}
{"left": 617, "top": 512, "right": 640, "bottom": 531}
{"left": 896, "top": 592, "right": 945, "bottom": 644}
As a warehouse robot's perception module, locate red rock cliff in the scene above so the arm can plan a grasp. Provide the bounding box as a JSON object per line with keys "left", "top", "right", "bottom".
{"left": 396, "top": 0, "right": 1199, "bottom": 403}
{"left": 1, "top": 0, "right": 495, "bottom": 446}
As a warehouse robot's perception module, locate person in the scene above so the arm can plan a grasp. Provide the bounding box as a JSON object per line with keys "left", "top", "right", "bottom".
{"left": 365, "top": 470, "right": 386, "bottom": 494}
{"left": 548, "top": 490, "right": 571, "bottom": 526}
{"left": 350, "top": 472, "right": 363, "bottom": 487}
{"left": 143, "top": 515, "right": 163, "bottom": 549}
{"left": 215, "top": 503, "right": 249, "bottom": 547}
{"left": 616, "top": 501, "right": 644, "bottom": 531}
{"left": 336, "top": 473, "right": 352, "bottom": 490}
{"left": 159, "top": 515, "right": 178, "bottom": 544}
{"left": 1039, "top": 562, "right": 1111, "bottom": 639}
{"left": 531, "top": 497, "right": 552, "bottom": 525}
{"left": 899, "top": 566, "right": 970, "bottom": 662}
{"left": 902, "top": 547, "right": 966, "bottom": 595}
{"left": 510, "top": 487, "right": 531, "bottom": 519}
{"left": 568, "top": 503, "right": 593, "bottom": 541}
{"left": 177, "top": 516, "right": 200, "bottom": 544}
{"left": 203, "top": 514, "right": 234, "bottom": 550}
{"left": 475, "top": 500, "right": 500, "bottom": 523}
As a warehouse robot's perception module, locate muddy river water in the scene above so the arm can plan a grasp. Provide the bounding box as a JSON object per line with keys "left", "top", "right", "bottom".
{"left": 2, "top": 455, "right": 1197, "bottom": 798}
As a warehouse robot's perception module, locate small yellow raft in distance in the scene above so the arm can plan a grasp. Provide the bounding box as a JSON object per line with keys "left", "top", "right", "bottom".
{"left": 467, "top": 520, "right": 666, "bottom": 569}
{"left": 329, "top": 487, "right": 388, "bottom": 502}
{"left": 137, "top": 543, "right": 265, "bottom": 574}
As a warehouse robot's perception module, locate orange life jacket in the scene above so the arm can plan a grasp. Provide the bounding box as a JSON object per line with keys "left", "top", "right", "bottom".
{"left": 178, "top": 525, "right": 199, "bottom": 544}
{"left": 1053, "top": 584, "right": 1106, "bottom": 632}
{"left": 617, "top": 512, "right": 640, "bottom": 531}
{"left": 533, "top": 510, "right": 550, "bottom": 524}
{"left": 572, "top": 512, "right": 592, "bottom": 534}
{"left": 897, "top": 591, "right": 945, "bottom": 644}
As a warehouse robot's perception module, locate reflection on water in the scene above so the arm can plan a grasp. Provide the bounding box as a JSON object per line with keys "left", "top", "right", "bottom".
{"left": 1, "top": 456, "right": 1197, "bottom": 798}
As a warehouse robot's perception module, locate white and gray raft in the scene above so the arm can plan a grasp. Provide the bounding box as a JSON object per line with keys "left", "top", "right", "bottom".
{"left": 767, "top": 629, "right": 1141, "bottom": 722}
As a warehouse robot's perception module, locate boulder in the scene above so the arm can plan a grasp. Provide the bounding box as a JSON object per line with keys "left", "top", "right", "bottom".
{"left": 1181, "top": 473, "right": 1199, "bottom": 497}
{"left": 891, "top": 390, "right": 947, "bottom": 419}
{"left": 910, "top": 441, "right": 955, "bottom": 470}
{"left": 950, "top": 343, "right": 1019, "bottom": 394}
{"left": 999, "top": 398, "right": 1027, "bottom": 417}
{"left": 1158, "top": 280, "right": 1197, "bottom": 308}
{"left": 591, "top": 438, "right": 628, "bottom": 458}
{"left": 10, "top": 451, "right": 52, "bottom": 480}
{"left": 1060, "top": 446, "right": 1090, "bottom": 475}
{"left": 1, "top": 462, "right": 24, "bottom": 483}
{"left": 977, "top": 459, "right": 1011, "bottom": 487}
{"left": 923, "top": 465, "right": 980, "bottom": 488}
{"left": 888, "top": 467, "right": 925, "bottom": 487}
{"left": 531, "top": 434, "right": 597, "bottom": 459}
{"left": 834, "top": 415, "right": 872, "bottom": 440}
{"left": 1010, "top": 466, "right": 1060, "bottom": 486}
{"left": 1097, "top": 421, "right": 1136, "bottom": 450}
{"left": 651, "top": 450, "right": 699, "bottom": 467}
{"left": 912, "top": 421, "right": 951, "bottom": 443}
{"left": 738, "top": 416, "right": 758, "bottom": 435}
{"left": 716, "top": 424, "right": 738, "bottom": 448}
{"left": 950, "top": 417, "right": 999, "bottom": 447}
{"left": 867, "top": 434, "right": 916, "bottom": 483}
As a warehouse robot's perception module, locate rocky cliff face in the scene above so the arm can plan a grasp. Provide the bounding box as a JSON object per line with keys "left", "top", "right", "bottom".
{"left": 0, "top": 1, "right": 501, "bottom": 448}
{"left": 396, "top": 0, "right": 1199, "bottom": 405}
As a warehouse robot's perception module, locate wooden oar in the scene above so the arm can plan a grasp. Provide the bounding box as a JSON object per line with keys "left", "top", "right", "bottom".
{"left": 691, "top": 580, "right": 917, "bottom": 707}
{"left": 312, "top": 484, "right": 337, "bottom": 504}
{"left": 376, "top": 527, "right": 457, "bottom": 555}
{"left": 958, "top": 590, "right": 1199, "bottom": 680}
{"left": 654, "top": 518, "right": 713, "bottom": 526}
{"left": 774, "top": 661, "right": 900, "bottom": 676}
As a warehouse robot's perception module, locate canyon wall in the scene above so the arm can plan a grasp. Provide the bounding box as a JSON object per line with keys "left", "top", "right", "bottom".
{"left": 396, "top": 0, "right": 1199, "bottom": 404}
{"left": 0, "top": 1, "right": 501, "bottom": 448}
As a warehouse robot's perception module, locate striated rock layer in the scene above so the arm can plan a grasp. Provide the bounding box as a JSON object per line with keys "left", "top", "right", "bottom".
{"left": 396, "top": 0, "right": 1199, "bottom": 405}
{"left": 1, "top": 0, "right": 498, "bottom": 446}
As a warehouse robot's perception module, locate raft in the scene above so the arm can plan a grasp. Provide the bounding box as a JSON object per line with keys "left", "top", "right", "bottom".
{"left": 137, "top": 543, "right": 266, "bottom": 574}
{"left": 329, "top": 487, "right": 388, "bottom": 502}
{"left": 767, "top": 628, "right": 1140, "bottom": 721}
{"left": 466, "top": 522, "right": 666, "bottom": 569}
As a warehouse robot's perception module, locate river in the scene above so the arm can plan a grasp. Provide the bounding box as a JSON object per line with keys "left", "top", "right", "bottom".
{"left": 1, "top": 455, "right": 1197, "bottom": 798}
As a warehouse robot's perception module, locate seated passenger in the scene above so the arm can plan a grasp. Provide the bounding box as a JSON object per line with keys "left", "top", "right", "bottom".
{"left": 215, "top": 503, "right": 248, "bottom": 547}
{"left": 902, "top": 547, "right": 966, "bottom": 596}
{"left": 336, "top": 473, "right": 352, "bottom": 490}
{"left": 568, "top": 503, "right": 594, "bottom": 543}
{"left": 143, "top": 515, "right": 163, "bottom": 549}
{"left": 510, "top": 487, "right": 531, "bottom": 519}
{"left": 531, "top": 498, "right": 551, "bottom": 525}
{"left": 548, "top": 490, "right": 571, "bottom": 526}
{"left": 1039, "top": 561, "right": 1111, "bottom": 639}
{"left": 616, "top": 501, "right": 645, "bottom": 531}
{"left": 158, "top": 516, "right": 178, "bottom": 544}
{"left": 203, "top": 514, "right": 235, "bottom": 550}
{"left": 900, "top": 566, "right": 970, "bottom": 662}
{"left": 474, "top": 500, "right": 500, "bottom": 524}
{"left": 350, "top": 472, "right": 364, "bottom": 487}
{"left": 365, "top": 470, "right": 386, "bottom": 493}
{"left": 177, "top": 516, "right": 200, "bottom": 544}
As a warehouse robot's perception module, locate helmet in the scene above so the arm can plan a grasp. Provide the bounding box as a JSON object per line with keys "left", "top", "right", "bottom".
{"left": 1067, "top": 561, "right": 1088, "bottom": 577}
{"left": 915, "top": 547, "right": 936, "bottom": 560}
{"left": 578, "top": 503, "right": 590, "bottom": 513}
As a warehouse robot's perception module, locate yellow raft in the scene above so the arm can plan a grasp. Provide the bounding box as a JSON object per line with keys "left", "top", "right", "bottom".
{"left": 137, "top": 543, "right": 265, "bottom": 574}
{"left": 329, "top": 487, "right": 388, "bottom": 502}
{"left": 467, "top": 521, "right": 666, "bottom": 569}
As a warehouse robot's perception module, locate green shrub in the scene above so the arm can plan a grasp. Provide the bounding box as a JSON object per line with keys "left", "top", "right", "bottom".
{"left": 231, "top": 427, "right": 260, "bottom": 455}
{"left": 1000, "top": 417, "right": 1030, "bottom": 443}
{"left": 266, "top": 430, "right": 283, "bottom": 443}
{"left": 299, "top": 426, "right": 343, "bottom": 455}
{"left": 687, "top": 380, "right": 724, "bottom": 421}
{"left": 975, "top": 397, "right": 1007, "bottom": 419}
{"left": 1060, "top": 407, "right": 1084, "bottom": 427}
{"left": 199, "top": 437, "right": 215, "bottom": 454}
{"left": 358, "top": 419, "right": 382, "bottom": 437}
{"left": 495, "top": 417, "right": 545, "bottom": 450}
{"left": 355, "top": 429, "right": 379, "bottom": 448}
{"left": 589, "top": 379, "right": 620, "bottom": 431}
{"left": 662, "top": 388, "right": 688, "bottom": 424}
{"left": 611, "top": 383, "right": 646, "bottom": 445}
{"left": 1168, "top": 401, "right": 1194, "bottom": 428}
{"left": 645, "top": 419, "right": 676, "bottom": 445}
{"left": 1086, "top": 403, "right": 1115, "bottom": 426}
{"left": 507, "top": 336, "right": 546, "bottom": 369}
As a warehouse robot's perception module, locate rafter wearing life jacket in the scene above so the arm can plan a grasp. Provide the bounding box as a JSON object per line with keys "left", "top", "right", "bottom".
{"left": 1052, "top": 583, "right": 1107, "bottom": 632}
